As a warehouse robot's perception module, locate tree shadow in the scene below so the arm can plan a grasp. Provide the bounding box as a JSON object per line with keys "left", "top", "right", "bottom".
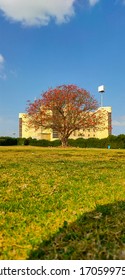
{"left": 28, "top": 201, "right": 125, "bottom": 260}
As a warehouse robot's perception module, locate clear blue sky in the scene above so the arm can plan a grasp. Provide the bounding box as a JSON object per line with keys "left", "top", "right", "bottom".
{"left": 0, "top": 0, "right": 125, "bottom": 137}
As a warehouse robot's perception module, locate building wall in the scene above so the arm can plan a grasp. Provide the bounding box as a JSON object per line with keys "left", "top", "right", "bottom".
{"left": 19, "top": 106, "right": 112, "bottom": 140}
{"left": 69, "top": 107, "right": 112, "bottom": 140}
{"left": 19, "top": 113, "right": 51, "bottom": 140}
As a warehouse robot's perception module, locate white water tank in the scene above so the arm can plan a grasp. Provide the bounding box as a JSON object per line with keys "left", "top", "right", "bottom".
{"left": 98, "top": 85, "right": 105, "bottom": 92}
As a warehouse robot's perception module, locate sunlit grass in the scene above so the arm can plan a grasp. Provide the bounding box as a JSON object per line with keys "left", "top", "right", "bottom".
{"left": 0, "top": 146, "right": 125, "bottom": 259}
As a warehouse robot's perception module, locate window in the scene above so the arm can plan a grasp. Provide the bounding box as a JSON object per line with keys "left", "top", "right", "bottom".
{"left": 53, "top": 129, "right": 58, "bottom": 138}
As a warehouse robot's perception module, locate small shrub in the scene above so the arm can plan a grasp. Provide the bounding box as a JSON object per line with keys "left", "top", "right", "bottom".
{"left": 17, "top": 138, "right": 29, "bottom": 145}
{"left": 51, "top": 140, "right": 61, "bottom": 147}
{"left": 29, "top": 139, "right": 51, "bottom": 147}
{"left": 68, "top": 139, "right": 76, "bottom": 147}
{"left": 75, "top": 138, "right": 87, "bottom": 148}
{"left": 0, "top": 137, "right": 17, "bottom": 146}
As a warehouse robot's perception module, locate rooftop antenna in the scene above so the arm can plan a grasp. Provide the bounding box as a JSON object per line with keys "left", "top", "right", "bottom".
{"left": 98, "top": 85, "right": 105, "bottom": 107}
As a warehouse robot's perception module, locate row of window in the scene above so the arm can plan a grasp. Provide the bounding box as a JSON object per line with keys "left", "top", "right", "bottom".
{"left": 52, "top": 131, "right": 96, "bottom": 139}
{"left": 53, "top": 129, "right": 97, "bottom": 138}
{"left": 19, "top": 118, "right": 22, "bottom": 138}
{"left": 78, "top": 134, "right": 95, "bottom": 138}
{"left": 53, "top": 130, "right": 58, "bottom": 138}
{"left": 19, "top": 123, "right": 97, "bottom": 139}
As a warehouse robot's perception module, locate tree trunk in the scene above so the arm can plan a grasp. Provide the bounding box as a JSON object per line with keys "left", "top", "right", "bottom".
{"left": 61, "top": 136, "right": 68, "bottom": 147}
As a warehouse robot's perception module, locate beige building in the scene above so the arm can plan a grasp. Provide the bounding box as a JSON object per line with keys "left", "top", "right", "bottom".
{"left": 19, "top": 106, "right": 112, "bottom": 140}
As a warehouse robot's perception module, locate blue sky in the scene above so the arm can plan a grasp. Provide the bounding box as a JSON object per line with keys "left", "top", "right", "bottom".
{"left": 0, "top": 0, "right": 125, "bottom": 137}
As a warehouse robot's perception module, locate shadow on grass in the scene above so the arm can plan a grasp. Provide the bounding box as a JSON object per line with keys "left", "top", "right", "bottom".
{"left": 28, "top": 201, "right": 125, "bottom": 260}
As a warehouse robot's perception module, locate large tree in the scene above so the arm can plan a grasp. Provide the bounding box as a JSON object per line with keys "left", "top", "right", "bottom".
{"left": 26, "top": 84, "right": 106, "bottom": 146}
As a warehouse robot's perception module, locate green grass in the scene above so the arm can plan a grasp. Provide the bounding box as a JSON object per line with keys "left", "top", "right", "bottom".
{"left": 0, "top": 146, "right": 125, "bottom": 259}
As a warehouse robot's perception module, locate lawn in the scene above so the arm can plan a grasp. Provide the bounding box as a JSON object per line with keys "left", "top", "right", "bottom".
{"left": 0, "top": 146, "right": 125, "bottom": 260}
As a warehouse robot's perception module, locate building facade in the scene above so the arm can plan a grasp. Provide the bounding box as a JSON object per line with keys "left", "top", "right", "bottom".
{"left": 19, "top": 106, "right": 112, "bottom": 140}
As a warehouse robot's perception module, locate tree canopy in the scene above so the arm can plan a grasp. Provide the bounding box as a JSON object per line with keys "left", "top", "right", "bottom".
{"left": 26, "top": 84, "right": 106, "bottom": 146}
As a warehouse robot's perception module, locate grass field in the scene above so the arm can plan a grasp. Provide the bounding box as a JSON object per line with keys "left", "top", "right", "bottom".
{"left": 0, "top": 146, "right": 125, "bottom": 260}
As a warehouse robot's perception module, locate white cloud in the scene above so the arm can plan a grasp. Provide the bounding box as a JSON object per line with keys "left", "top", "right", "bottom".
{"left": 0, "top": 54, "right": 4, "bottom": 64}
{"left": 88, "top": 0, "right": 100, "bottom": 6}
{"left": 0, "top": 0, "right": 76, "bottom": 26}
{"left": 0, "top": 0, "right": 100, "bottom": 27}
{"left": 0, "top": 53, "right": 6, "bottom": 79}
